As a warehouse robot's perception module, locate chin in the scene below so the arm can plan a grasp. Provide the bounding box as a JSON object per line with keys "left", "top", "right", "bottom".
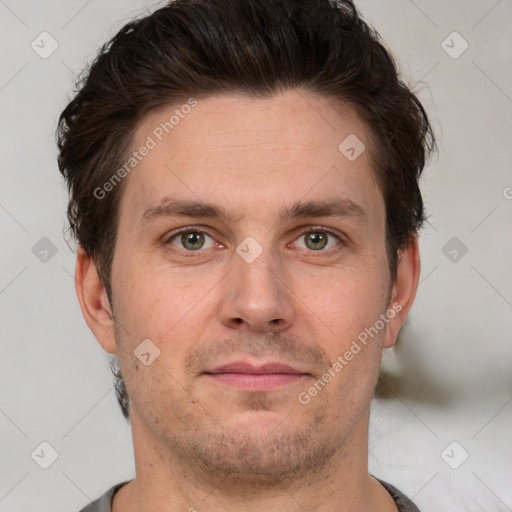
{"left": 186, "top": 412, "right": 340, "bottom": 486}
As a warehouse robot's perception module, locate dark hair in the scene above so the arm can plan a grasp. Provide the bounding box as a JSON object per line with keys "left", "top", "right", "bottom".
{"left": 57, "top": 0, "right": 436, "bottom": 419}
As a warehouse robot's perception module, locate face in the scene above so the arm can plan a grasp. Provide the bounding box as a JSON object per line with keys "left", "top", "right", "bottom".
{"left": 88, "top": 90, "right": 410, "bottom": 485}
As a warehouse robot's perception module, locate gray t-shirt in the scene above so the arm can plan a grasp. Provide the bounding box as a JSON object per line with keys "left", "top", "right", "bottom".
{"left": 78, "top": 478, "right": 420, "bottom": 511}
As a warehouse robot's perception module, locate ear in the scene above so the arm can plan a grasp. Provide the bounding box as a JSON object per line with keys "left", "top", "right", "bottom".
{"left": 383, "top": 236, "right": 421, "bottom": 349}
{"left": 75, "top": 246, "right": 117, "bottom": 354}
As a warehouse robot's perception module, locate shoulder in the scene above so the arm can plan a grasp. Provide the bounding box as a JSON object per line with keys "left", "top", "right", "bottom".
{"left": 78, "top": 481, "right": 132, "bottom": 512}
{"left": 378, "top": 479, "right": 422, "bottom": 512}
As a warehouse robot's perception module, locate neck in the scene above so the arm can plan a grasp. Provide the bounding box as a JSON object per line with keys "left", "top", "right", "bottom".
{"left": 113, "top": 410, "right": 397, "bottom": 512}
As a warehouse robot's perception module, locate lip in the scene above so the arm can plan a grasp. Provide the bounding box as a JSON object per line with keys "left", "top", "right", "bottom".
{"left": 207, "top": 361, "right": 305, "bottom": 374}
{"left": 204, "top": 361, "right": 310, "bottom": 391}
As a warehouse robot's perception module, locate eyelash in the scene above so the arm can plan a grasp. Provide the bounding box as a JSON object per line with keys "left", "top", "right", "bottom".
{"left": 164, "top": 226, "right": 345, "bottom": 256}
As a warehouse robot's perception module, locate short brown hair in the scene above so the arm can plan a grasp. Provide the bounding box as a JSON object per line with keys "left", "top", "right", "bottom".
{"left": 57, "top": 0, "right": 436, "bottom": 419}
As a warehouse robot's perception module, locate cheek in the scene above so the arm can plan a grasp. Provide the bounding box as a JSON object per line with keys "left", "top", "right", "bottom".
{"left": 111, "top": 260, "right": 224, "bottom": 389}
{"left": 113, "top": 261, "right": 213, "bottom": 339}
{"left": 290, "top": 262, "right": 390, "bottom": 350}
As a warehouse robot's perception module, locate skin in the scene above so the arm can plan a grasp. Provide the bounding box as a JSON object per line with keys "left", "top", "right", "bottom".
{"left": 75, "top": 89, "right": 420, "bottom": 512}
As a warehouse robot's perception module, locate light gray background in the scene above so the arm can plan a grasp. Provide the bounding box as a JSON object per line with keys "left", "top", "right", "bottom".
{"left": 1, "top": 0, "right": 511, "bottom": 510}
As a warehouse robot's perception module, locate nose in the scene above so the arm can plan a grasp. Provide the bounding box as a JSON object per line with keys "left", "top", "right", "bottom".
{"left": 217, "top": 244, "right": 296, "bottom": 334}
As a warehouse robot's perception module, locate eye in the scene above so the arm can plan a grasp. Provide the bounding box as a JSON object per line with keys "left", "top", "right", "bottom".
{"left": 292, "top": 229, "right": 342, "bottom": 252}
{"left": 166, "top": 229, "right": 216, "bottom": 251}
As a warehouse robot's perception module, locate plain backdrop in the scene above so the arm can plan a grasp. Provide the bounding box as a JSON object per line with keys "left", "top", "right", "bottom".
{"left": 1, "top": 1, "right": 511, "bottom": 511}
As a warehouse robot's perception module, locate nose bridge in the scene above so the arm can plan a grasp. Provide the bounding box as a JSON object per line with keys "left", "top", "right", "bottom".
{"left": 218, "top": 236, "right": 295, "bottom": 330}
{"left": 237, "top": 239, "right": 280, "bottom": 289}
{"left": 234, "top": 237, "right": 284, "bottom": 300}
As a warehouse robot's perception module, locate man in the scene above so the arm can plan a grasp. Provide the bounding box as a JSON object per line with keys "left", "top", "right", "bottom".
{"left": 58, "top": 0, "right": 435, "bottom": 510}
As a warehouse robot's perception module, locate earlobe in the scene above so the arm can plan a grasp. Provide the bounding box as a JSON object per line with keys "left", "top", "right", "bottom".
{"left": 75, "top": 246, "right": 117, "bottom": 354}
{"left": 383, "top": 237, "right": 421, "bottom": 348}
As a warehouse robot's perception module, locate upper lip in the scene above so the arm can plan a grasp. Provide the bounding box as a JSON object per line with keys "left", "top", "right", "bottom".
{"left": 205, "top": 361, "right": 308, "bottom": 375}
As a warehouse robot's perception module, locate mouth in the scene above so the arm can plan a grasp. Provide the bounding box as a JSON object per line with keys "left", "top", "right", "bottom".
{"left": 203, "top": 361, "right": 311, "bottom": 391}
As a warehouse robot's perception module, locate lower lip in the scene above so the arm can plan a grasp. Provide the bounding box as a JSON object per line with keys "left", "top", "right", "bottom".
{"left": 205, "top": 373, "right": 307, "bottom": 390}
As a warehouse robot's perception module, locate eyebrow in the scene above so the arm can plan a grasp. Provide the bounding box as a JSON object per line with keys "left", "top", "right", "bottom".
{"left": 140, "top": 196, "right": 368, "bottom": 227}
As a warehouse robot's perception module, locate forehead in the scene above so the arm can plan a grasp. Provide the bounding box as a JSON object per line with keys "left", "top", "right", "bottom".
{"left": 119, "top": 90, "right": 382, "bottom": 227}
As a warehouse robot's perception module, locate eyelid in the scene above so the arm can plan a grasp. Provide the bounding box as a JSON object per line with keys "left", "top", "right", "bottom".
{"left": 164, "top": 226, "right": 218, "bottom": 245}
{"left": 295, "top": 225, "right": 343, "bottom": 239}
{"left": 163, "top": 225, "right": 346, "bottom": 253}
{"left": 291, "top": 226, "right": 345, "bottom": 251}
{"left": 165, "top": 226, "right": 205, "bottom": 241}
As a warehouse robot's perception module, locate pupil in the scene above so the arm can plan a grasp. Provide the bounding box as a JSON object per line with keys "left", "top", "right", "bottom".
{"left": 183, "top": 232, "right": 204, "bottom": 250}
{"left": 307, "top": 232, "right": 327, "bottom": 250}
